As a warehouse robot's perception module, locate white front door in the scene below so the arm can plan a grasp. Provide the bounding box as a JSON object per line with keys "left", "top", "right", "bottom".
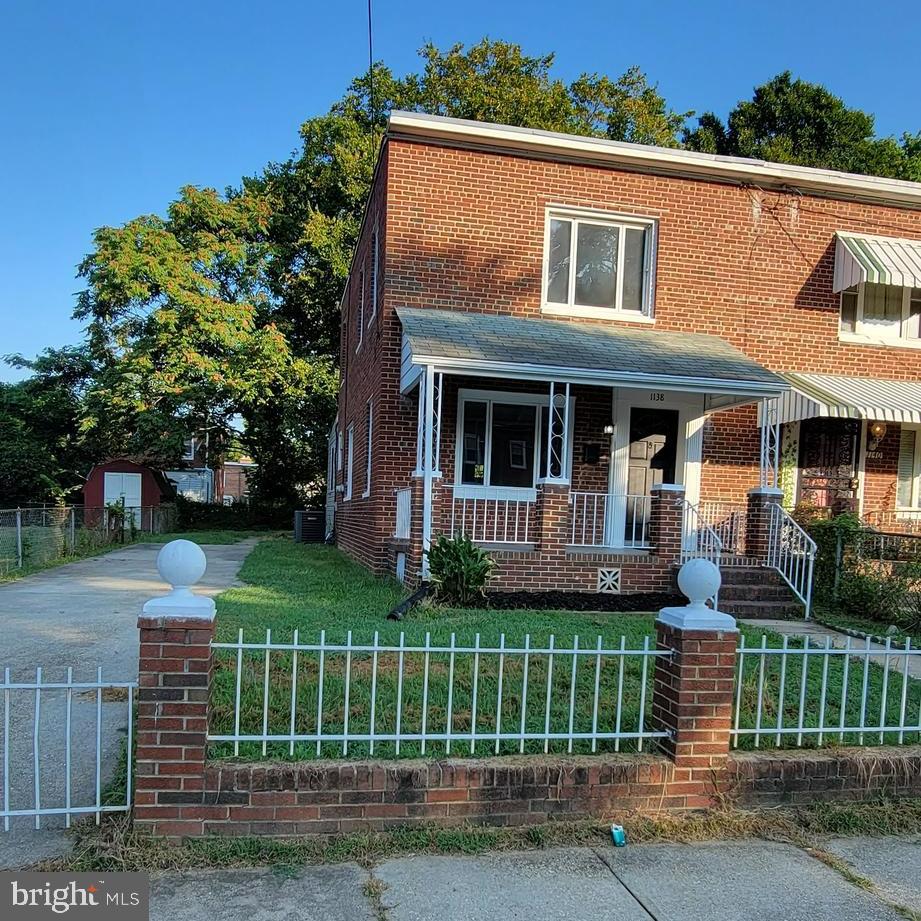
{"left": 606, "top": 388, "right": 706, "bottom": 548}
{"left": 103, "top": 472, "right": 142, "bottom": 526}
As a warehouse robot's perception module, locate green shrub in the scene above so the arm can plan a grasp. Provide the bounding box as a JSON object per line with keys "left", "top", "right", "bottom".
{"left": 174, "top": 495, "right": 294, "bottom": 531}
{"left": 427, "top": 535, "right": 496, "bottom": 606}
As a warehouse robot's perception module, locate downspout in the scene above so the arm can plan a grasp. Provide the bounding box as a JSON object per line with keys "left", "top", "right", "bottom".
{"left": 421, "top": 364, "right": 435, "bottom": 580}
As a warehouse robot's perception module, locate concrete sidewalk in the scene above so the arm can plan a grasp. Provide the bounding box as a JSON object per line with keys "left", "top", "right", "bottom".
{"left": 149, "top": 837, "right": 921, "bottom": 921}
{"left": 0, "top": 538, "right": 260, "bottom": 870}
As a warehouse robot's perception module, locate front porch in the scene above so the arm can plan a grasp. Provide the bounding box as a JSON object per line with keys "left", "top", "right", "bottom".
{"left": 393, "top": 308, "right": 793, "bottom": 597}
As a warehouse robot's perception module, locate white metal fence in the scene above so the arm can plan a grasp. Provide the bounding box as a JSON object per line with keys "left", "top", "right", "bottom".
{"left": 766, "top": 504, "right": 817, "bottom": 618}
{"left": 394, "top": 488, "right": 412, "bottom": 540}
{"left": 732, "top": 635, "right": 921, "bottom": 749}
{"left": 209, "top": 631, "right": 669, "bottom": 760}
{"left": 448, "top": 490, "right": 535, "bottom": 544}
{"left": 1, "top": 667, "right": 135, "bottom": 829}
{"left": 0, "top": 506, "right": 176, "bottom": 574}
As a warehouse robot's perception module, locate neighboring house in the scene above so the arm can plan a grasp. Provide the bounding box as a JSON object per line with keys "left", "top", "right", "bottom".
{"left": 165, "top": 434, "right": 255, "bottom": 504}
{"left": 328, "top": 111, "right": 921, "bottom": 607}
{"left": 83, "top": 459, "right": 175, "bottom": 525}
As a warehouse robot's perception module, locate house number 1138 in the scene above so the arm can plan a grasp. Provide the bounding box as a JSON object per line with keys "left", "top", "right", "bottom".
{"left": 649, "top": 392, "right": 665, "bottom": 402}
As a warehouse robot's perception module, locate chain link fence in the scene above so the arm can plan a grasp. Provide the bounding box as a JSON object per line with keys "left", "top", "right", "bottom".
{"left": 0, "top": 505, "right": 177, "bottom": 575}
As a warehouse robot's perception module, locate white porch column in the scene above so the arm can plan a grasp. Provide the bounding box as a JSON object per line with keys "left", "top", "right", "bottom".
{"left": 421, "top": 365, "right": 436, "bottom": 579}
{"left": 543, "top": 381, "right": 571, "bottom": 482}
{"left": 759, "top": 396, "right": 781, "bottom": 489}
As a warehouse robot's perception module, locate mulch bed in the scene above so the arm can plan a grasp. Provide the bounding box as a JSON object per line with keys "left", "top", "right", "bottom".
{"left": 483, "top": 590, "right": 683, "bottom": 612}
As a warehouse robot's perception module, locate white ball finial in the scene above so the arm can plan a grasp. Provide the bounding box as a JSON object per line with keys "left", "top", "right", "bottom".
{"left": 657, "top": 558, "right": 737, "bottom": 632}
{"left": 157, "top": 539, "right": 207, "bottom": 588}
{"left": 677, "top": 558, "right": 721, "bottom": 607}
{"left": 141, "top": 539, "right": 216, "bottom": 622}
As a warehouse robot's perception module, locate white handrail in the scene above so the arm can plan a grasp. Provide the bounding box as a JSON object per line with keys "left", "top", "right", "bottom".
{"left": 568, "top": 492, "right": 651, "bottom": 548}
{"left": 766, "top": 504, "right": 817, "bottom": 619}
{"left": 449, "top": 491, "right": 534, "bottom": 544}
{"left": 394, "top": 488, "right": 412, "bottom": 539}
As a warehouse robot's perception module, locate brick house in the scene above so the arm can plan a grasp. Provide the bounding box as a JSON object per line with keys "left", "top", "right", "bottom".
{"left": 328, "top": 111, "right": 921, "bottom": 611}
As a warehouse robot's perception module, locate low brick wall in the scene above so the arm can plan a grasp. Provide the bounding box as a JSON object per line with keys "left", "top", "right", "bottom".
{"left": 727, "top": 746, "right": 921, "bottom": 806}
{"left": 138, "top": 747, "right": 921, "bottom": 839}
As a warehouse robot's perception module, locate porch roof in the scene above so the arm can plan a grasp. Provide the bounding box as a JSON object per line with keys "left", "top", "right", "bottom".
{"left": 397, "top": 307, "right": 787, "bottom": 399}
{"left": 776, "top": 372, "right": 921, "bottom": 425}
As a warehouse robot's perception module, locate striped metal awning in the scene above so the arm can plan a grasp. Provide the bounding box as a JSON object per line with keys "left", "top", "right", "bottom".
{"left": 775, "top": 372, "right": 921, "bottom": 425}
{"left": 834, "top": 232, "right": 921, "bottom": 292}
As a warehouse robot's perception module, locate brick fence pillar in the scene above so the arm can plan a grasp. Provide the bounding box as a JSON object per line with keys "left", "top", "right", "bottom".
{"left": 745, "top": 486, "right": 784, "bottom": 561}
{"left": 536, "top": 483, "right": 570, "bottom": 553}
{"left": 652, "top": 560, "right": 738, "bottom": 796}
{"left": 648, "top": 483, "right": 685, "bottom": 563}
{"left": 135, "top": 540, "right": 216, "bottom": 838}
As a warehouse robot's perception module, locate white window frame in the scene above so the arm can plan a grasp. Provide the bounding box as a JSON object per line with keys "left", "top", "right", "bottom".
{"left": 453, "top": 388, "right": 575, "bottom": 498}
{"left": 182, "top": 436, "right": 196, "bottom": 461}
{"left": 355, "top": 265, "right": 365, "bottom": 352}
{"left": 362, "top": 399, "right": 373, "bottom": 498}
{"left": 541, "top": 205, "right": 657, "bottom": 322}
{"left": 369, "top": 224, "right": 379, "bottom": 325}
{"left": 336, "top": 427, "right": 343, "bottom": 472}
{"left": 839, "top": 283, "right": 921, "bottom": 348}
{"left": 897, "top": 423, "right": 921, "bottom": 510}
{"left": 345, "top": 424, "right": 354, "bottom": 501}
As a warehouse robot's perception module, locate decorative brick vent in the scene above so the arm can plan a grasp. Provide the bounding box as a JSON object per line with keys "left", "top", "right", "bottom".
{"left": 596, "top": 568, "right": 621, "bottom": 593}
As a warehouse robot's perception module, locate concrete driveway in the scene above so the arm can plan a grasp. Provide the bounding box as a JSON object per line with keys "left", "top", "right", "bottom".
{"left": 0, "top": 538, "right": 259, "bottom": 869}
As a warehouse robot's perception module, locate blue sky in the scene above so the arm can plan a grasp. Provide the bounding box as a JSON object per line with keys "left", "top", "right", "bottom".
{"left": 2, "top": 0, "right": 919, "bottom": 381}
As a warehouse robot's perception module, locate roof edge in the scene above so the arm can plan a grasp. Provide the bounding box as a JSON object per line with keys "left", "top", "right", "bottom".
{"left": 388, "top": 111, "right": 921, "bottom": 209}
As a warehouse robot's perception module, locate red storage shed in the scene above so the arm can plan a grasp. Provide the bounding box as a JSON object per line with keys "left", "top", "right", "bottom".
{"left": 83, "top": 459, "right": 175, "bottom": 512}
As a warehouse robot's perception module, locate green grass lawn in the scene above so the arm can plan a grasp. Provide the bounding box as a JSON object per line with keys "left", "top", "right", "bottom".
{"left": 209, "top": 540, "right": 921, "bottom": 761}
{"left": 138, "top": 530, "right": 276, "bottom": 545}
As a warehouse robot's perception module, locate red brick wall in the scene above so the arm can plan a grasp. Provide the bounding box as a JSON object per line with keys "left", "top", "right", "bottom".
{"left": 335, "top": 134, "right": 921, "bottom": 576}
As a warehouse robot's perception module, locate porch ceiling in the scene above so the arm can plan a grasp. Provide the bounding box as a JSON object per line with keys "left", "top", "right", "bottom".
{"left": 398, "top": 307, "right": 788, "bottom": 399}
{"left": 776, "top": 372, "right": 921, "bottom": 425}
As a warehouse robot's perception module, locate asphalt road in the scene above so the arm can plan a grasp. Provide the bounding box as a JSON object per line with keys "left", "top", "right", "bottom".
{"left": 0, "top": 538, "right": 259, "bottom": 868}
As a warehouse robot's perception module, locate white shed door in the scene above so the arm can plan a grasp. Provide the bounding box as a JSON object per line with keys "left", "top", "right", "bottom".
{"left": 104, "top": 472, "right": 142, "bottom": 509}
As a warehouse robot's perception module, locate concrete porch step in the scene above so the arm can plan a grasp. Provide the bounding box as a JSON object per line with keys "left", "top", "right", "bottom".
{"left": 718, "top": 583, "right": 796, "bottom": 602}
{"left": 720, "top": 599, "right": 805, "bottom": 619}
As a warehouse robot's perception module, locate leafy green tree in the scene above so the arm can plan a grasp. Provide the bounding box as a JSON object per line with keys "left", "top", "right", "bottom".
{"left": 0, "top": 348, "right": 96, "bottom": 504}
{"left": 685, "top": 71, "right": 921, "bottom": 179}
{"left": 75, "top": 185, "right": 334, "bottom": 489}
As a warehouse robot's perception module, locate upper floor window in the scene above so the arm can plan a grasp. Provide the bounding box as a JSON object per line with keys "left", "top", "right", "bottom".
{"left": 369, "top": 226, "right": 379, "bottom": 324}
{"left": 543, "top": 208, "right": 656, "bottom": 320}
{"left": 355, "top": 265, "right": 365, "bottom": 351}
{"left": 182, "top": 437, "right": 196, "bottom": 461}
{"left": 840, "top": 283, "right": 921, "bottom": 344}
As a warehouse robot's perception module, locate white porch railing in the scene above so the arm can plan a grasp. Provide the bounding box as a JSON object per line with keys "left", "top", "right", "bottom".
{"left": 450, "top": 490, "right": 535, "bottom": 544}
{"left": 394, "top": 488, "right": 412, "bottom": 539}
{"left": 568, "top": 492, "right": 651, "bottom": 548}
{"left": 766, "top": 504, "right": 817, "bottom": 619}
{"left": 209, "top": 630, "right": 669, "bottom": 759}
{"left": 698, "top": 500, "right": 748, "bottom": 559}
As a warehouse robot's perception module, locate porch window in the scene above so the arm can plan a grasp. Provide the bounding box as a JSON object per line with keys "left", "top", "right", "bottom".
{"left": 897, "top": 426, "right": 921, "bottom": 508}
{"left": 457, "top": 394, "right": 569, "bottom": 489}
{"left": 840, "top": 283, "right": 921, "bottom": 343}
{"left": 543, "top": 208, "right": 655, "bottom": 318}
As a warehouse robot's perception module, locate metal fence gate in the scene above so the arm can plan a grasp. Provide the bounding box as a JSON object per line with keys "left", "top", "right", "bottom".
{"left": 1, "top": 667, "right": 135, "bottom": 829}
